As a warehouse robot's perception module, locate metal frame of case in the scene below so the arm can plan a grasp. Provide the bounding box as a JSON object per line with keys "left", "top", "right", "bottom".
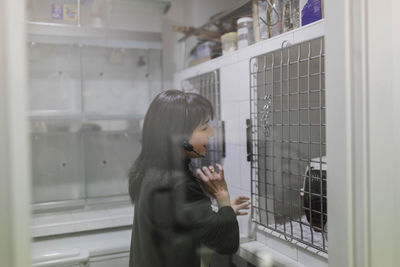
{"left": 248, "top": 37, "right": 327, "bottom": 253}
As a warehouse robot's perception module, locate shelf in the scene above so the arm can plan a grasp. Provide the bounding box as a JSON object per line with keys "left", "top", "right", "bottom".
{"left": 121, "top": 0, "right": 171, "bottom": 13}
{"left": 32, "top": 205, "right": 133, "bottom": 238}
{"left": 174, "top": 19, "right": 325, "bottom": 83}
{"left": 29, "top": 111, "right": 146, "bottom": 121}
{"left": 178, "top": 0, "right": 252, "bottom": 42}
{"left": 27, "top": 22, "right": 162, "bottom": 49}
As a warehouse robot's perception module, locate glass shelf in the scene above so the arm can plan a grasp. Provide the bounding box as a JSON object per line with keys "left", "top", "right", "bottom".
{"left": 27, "top": 30, "right": 162, "bottom": 214}
{"left": 29, "top": 111, "right": 146, "bottom": 121}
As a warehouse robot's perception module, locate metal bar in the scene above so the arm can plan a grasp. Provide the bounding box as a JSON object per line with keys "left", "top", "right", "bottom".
{"left": 77, "top": 0, "right": 81, "bottom": 27}
{"left": 250, "top": 58, "right": 255, "bottom": 223}
{"left": 250, "top": 154, "right": 325, "bottom": 164}
{"left": 250, "top": 139, "right": 326, "bottom": 145}
{"left": 279, "top": 50, "right": 286, "bottom": 235}
{"left": 253, "top": 220, "right": 327, "bottom": 253}
{"left": 271, "top": 52, "right": 277, "bottom": 230}
{"left": 295, "top": 44, "right": 304, "bottom": 241}
{"left": 263, "top": 55, "right": 268, "bottom": 225}
{"left": 286, "top": 47, "right": 294, "bottom": 238}
{"left": 318, "top": 38, "right": 326, "bottom": 249}
{"left": 306, "top": 41, "right": 315, "bottom": 244}
{"left": 255, "top": 75, "right": 260, "bottom": 222}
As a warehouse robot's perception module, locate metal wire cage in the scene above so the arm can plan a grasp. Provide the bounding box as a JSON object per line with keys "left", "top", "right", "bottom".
{"left": 248, "top": 37, "right": 327, "bottom": 253}
{"left": 181, "top": 70, "right": 225, "bottom": 170}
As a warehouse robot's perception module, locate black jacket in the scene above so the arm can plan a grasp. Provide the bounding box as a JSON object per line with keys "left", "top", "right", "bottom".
{"left": 129, "top": 168, "right": 239, "bottom": 267}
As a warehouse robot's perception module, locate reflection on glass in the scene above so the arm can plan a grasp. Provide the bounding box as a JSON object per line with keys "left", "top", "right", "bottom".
{"left": 31, "top": 120, "right": 84, "bottom": 203}
{"left": 28, "top": 42, "right": 81, "bottom": 112}
{"left": 27, "top": 0, "right": 79, "bottom": 25}
{"left": 82, "top": 120, "right": 142, "bottom": 198}
{"left": 27, "top": 40, "right": 163, "bottom": 212}
{"left": 81, "top": 46, "right": 152, "bottom": 115}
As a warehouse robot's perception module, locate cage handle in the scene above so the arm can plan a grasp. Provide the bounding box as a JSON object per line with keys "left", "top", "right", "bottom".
{"left": 246, "top": 119, "right": 252, "bottom": 161}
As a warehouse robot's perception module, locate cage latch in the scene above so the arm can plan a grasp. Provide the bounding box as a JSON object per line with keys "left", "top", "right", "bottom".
{"left": 246, "top": 119, "right": 253, "bottom": 161}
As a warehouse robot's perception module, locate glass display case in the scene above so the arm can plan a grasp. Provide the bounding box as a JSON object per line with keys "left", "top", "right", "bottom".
{"left": 28, "top": 35, "right": 163, "bottom": 213}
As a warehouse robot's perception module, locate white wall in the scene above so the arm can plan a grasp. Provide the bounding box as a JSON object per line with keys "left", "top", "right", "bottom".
{"left": 326, "top": 0, "right": 400, "bottom": 266}
{"left": 181, "top": 0, "right": 243, "bottom": 28}
{"left": 162, "top": 0, "right": 243, "bottom": 89}
{"left": 105, "top": 1, "right": 163, "bottom": 32}
{"left": 161, "top": 0, "right": 185, "bottom": 90}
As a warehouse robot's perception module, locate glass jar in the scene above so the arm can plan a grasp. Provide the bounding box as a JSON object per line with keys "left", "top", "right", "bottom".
{"left": 237, "top": 17, "right": 255, "bottom": 49}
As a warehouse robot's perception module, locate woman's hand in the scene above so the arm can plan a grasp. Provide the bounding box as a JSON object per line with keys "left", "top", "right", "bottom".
{"left": 196, "top": 164, "right": 230, "bottom": 208}
{"left": 230, "top": 196, "right": 250, "bottom": 216}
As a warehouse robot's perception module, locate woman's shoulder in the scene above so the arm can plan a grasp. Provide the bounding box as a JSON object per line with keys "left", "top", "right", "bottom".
{"left": 139, "top": 168, "right": 195, "bottom": 190}
{"left": 138, "top": 167, "right": 207, "bottom": 203}
{"left": 174, "top": 170, "right": 200, "bottom": 188}
{"left": 175, "top": 172, "right": 209, "bottom": 203}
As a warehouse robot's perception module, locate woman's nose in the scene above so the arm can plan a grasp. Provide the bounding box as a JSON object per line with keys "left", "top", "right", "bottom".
{"left": 209, "top": 126, "right": 214, "bottom": 137}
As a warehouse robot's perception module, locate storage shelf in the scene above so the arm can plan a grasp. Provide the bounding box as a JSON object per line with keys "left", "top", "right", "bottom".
{"left": 174, "top": 19, "right": 325, "bottom": 84}
{"left": 178, "top": 0, "right": 251, "bottom": 42}
{"left": 29, "top": 111, "right": 145, "bottom": 121}
{"left": 27, "top": 21, "right": 162, "bottom": 49}
{"left": 32, "top": 205, "right": 133, "bottom": 238}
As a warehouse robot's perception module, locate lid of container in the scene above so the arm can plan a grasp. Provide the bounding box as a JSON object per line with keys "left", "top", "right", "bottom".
{"left": 237, "top": 17, "right": 253, "bottom": 24}
{"left": 221, "top": 32, "right": 238, "bottom": 39}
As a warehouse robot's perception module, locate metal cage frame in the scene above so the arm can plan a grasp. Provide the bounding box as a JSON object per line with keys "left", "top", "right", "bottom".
{"left": 248, "top": 37, "right": 327, "bottom": 253}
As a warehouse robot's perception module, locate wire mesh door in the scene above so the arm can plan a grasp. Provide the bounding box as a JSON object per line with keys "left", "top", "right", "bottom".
{"left": 181, "top": 70, "right": 225, "bottom": 170}
{"left": 248, "top": 37, "right": 327, "bottom": 253}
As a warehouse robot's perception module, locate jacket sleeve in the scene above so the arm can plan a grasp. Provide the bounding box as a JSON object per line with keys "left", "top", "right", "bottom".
{"left": 174, "top": 179, "right": 240, "bottom": 254}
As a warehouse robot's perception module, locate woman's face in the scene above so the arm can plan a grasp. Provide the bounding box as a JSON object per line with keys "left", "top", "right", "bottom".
{"left": 186, "top": 118, "right": 214, "bottom": 158}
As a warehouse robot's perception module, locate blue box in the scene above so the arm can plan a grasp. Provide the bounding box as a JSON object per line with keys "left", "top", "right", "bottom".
{"left": 301, "top": 0, "right": 322, "bottom": 26}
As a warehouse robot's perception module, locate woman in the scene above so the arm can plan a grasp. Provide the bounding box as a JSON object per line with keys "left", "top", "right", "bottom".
{"left": 129, "top": 90, "right": 249, "bottom": 267}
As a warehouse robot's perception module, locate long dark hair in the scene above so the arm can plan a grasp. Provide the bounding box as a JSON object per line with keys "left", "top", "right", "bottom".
{"left": 129, "top": 90, "right": 213, "bottom": 202}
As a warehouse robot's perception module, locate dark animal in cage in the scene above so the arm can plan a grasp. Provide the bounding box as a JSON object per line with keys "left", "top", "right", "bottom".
{"left": 300, "top": 158, "right": 327, "bottom": 232}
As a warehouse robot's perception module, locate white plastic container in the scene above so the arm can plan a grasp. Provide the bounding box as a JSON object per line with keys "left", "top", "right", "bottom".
{"left": 237, "top": 17, "right": 255, "bottom": 49}
{"left": 221, "top": 32, "right": 238, "bottom": 55}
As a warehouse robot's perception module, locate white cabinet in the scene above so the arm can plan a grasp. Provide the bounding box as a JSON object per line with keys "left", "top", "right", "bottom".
{"left": 89, "top": 253, "right": 129, "bottom": 267}
{"left": 32, "top": 252, "right": 130, "bottom": 267}
{"left": 32, "top": 229, "right": 131, "bottom": 267}
{"left": 174, "top": 19, "right": 327, "bottom": 267}
{"left": 31, "top": 249, "right": 89, "bottom": 267}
